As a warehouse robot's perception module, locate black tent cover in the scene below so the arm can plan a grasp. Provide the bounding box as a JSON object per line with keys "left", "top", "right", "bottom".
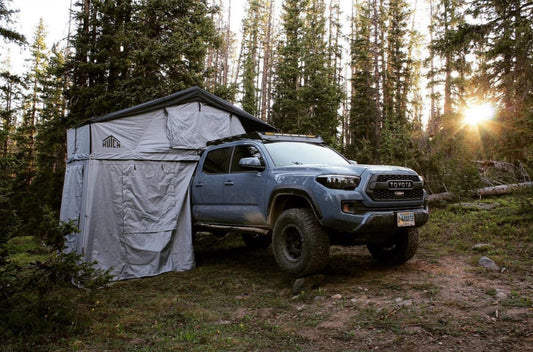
{"left": 88, "top": 86, "right": 276, "bottom": 133}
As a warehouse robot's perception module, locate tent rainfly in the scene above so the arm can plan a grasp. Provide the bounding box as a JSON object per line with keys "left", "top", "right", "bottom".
{"left": 60, "top": 87, "right": 275, "bottom": 280}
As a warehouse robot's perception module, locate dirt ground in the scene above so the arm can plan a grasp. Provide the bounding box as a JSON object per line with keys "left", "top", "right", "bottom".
{"left": 221, "top": 244, "right": 533, "bottom": 352}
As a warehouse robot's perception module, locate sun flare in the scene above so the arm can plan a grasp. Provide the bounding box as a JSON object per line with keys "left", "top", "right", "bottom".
{"left": 463, "top": 103, "right": 496, "bottom": 126}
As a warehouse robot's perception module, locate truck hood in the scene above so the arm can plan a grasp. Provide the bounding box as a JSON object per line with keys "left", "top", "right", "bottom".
{"left": 273, "top": 164, "right": 416, "bottom": 177}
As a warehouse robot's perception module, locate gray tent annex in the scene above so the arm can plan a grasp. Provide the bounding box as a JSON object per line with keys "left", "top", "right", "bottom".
{"left": 60, "top": 87, "right": 275, "bottom": 280}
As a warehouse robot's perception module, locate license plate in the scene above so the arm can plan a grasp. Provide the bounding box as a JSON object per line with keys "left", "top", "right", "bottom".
{"left": 397, "top": 212, "right": 415, "bottom": 227}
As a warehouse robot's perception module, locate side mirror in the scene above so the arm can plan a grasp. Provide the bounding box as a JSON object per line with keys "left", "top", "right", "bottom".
{"left": 349, "top": 160, "right": 358, "bottom": 165}
{"left": 239, "top": 157, "right": 265, "bottom": 170}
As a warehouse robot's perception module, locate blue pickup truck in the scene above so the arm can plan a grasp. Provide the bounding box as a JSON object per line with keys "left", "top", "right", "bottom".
{"left": 191, "top": 132, "right": 429, "bottom": 276}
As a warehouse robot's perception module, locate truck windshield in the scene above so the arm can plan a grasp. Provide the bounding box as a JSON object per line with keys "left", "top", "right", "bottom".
{"left": 264, "top": 142, "right": 349, "bottom": 167}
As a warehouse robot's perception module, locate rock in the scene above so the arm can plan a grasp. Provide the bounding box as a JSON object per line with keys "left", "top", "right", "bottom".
{"left": 479, "top": 256, "right": 499, "bottom": 271}
{"left": 473, "top": 243, "right": 494, "bottom": 251}
{"left": 278, "top": 288, "right": 292, "bottom": 297}
{"left": 495, "top": 289, "right": 508, "bottom": 300}
{"left": 291, "top": 274, "right": 325, "bottom": 295}
{"left": 292, "top": 278, "right": 306, "bottom": 295}
{"left": 331, "top": 294, "right": 343, "bottom": 300}
{"left": 399, "top": 299, "right": 413, "bottom": 307}
{"left": 395, "top": 297, "right": 413, "bottom": 306}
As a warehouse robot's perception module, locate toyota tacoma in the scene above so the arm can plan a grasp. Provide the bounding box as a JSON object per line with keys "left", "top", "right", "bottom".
{"left": 191, "top": 132, "right": 429, "bottom": 277}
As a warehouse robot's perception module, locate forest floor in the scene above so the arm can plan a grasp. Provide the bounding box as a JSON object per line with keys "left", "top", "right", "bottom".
{"left": 4, "top": 194, "right": 533, "bottom": 351}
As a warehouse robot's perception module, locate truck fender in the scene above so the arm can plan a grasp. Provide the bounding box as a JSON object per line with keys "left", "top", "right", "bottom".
{"left": 267, "top": 186, "right": 323, "bottom": 226}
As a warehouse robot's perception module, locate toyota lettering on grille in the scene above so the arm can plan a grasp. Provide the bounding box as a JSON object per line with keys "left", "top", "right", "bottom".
{"left": 388, "top": 180, "right": 413, "bottom": 190}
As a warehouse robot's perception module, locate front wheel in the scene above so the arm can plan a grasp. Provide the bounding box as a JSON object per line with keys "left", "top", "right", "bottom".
{"left": 272, "top": 208, "right": 329, "bottom": 277}
{"left": 367, "top": 228, "right": 419, "bottom": 265}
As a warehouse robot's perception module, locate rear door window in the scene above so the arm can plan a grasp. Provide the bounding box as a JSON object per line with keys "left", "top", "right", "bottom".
{"left": 202, "top": 147, "right": 232, "bottom": 174}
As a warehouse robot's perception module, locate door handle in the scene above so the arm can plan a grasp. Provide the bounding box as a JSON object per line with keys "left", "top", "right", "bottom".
{"left": 195, "top": 182, "right": 203, "bottom": 187}
{"left": 224, "top": 181, "right": 235, "bottom": 186}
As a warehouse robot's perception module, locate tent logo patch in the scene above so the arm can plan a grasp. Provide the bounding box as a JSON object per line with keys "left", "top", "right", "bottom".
{"left": 102, "top": 135, "right": 121, "bottom": 148}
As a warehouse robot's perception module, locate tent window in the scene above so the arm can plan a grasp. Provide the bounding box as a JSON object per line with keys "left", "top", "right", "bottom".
{"left": 202, "top": 147, "right": 231, "bottom": 174}
{"left": 123, "top": 162, "right": 188, "bottom": 234}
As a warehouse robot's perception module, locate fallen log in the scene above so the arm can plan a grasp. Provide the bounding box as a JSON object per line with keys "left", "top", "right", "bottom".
{"left": 428, "top": 182, "right": 533, "bottom": 204}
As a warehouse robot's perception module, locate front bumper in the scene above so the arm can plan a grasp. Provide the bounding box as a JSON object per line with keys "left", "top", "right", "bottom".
{"left": 320, "top": 206, "right": 429, "bottom": 235}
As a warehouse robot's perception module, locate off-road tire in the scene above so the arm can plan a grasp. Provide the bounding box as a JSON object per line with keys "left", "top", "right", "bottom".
{"left": 367, "top": 228, "right": 419, "bottom": 265}
{"left": 242, "top": 233, "right": 272, "bottom": 249}
{"left": 272, "top": 208, "right": 329, "bottom": 277}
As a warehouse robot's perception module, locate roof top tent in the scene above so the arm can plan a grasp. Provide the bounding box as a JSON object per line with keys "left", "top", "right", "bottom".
{"left": 60, "top": 87, "right": 275, "bottom": 280}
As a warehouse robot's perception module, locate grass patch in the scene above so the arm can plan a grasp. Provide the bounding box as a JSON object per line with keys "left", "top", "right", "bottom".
{"left": 4, "top": 236, "right": 48, "bottom": 265}
{"left": 420, "top": 194, "right": 533, "bottom": 273}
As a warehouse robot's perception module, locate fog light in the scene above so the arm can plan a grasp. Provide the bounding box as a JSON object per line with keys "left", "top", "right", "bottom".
{"left": 342, "top": 201, "right": 360, "bottom": 214}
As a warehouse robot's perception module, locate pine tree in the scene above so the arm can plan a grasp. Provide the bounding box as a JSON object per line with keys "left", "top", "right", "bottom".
{"left": 466, "top": 0, "right": 533, "bottom": 163}
{"left": 426, "top": 0, "right": 442, "bottom": 137}
{"left": 0, "top": 60, "right": 23, "bottom": 242}
{"left": 300, "top": 0, "right": 343, "bottom": 145}
{"left": 66, "top": 0, "right": 220, "bottom": 123}
{"left": 0, "top": 0, "right": 25, "bottom": 44}
{"left": 30, "top": 46, "right": 69, "bottom": 222}
{"left": 238, "top": 0, "right": 276, "bottom": 120}
{"left": 272, "top": 0, "right": 342, "bottom": 142}
{"left": 271, "top": 0, "right": 306, "bottom": 132}
{"left": 347, "top": 1, "right": 377, "bottom": 163}
{"left": 0, "top": 0, "right": 25, "bottom": 157}
{"left": 204, "top": 1, "right": 237, "bottom": 101}
{"left": 260, "top": 0, "right": 275, "bottom": 122}
{"left": 10, "top": 19, "right": 49, "bottom": 235}
{"left": 347, "top": 0, "right": 421, "bottom": 165}
{"left": 126, "top": 0, "right": 218, "bottom": 99}
{"left": 426, "top": 0, "right": 482, "bottom": 192}
{"left": 0, "top": 0, "right": 25, "bottom": 252}
{"left": 379, "top": 0, "right": 419, "bottom": 166}
{"left": 430, "top": 0, "right": 469, "bottom": 137}
{"left": 240, "top": 0, "right": 265, "bottom": 116}
{"left": 0, "top": 59, "right": 21, "bottom": 156}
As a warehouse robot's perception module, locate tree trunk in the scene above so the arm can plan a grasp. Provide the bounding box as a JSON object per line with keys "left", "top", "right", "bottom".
{"left": 428, "top": 182, "right": 533, "bottom": 203}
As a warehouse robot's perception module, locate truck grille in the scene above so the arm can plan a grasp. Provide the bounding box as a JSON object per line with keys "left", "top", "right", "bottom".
{"left": 376, "top": 174, "right": 420, "bottom": 182}
{"left": 371, "top": 188, "right": 424, "bottom": 200}
{"left": 367, "top": 174, "right": 424, "bottom": 201}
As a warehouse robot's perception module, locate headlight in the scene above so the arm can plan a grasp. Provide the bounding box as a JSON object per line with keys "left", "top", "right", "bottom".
{"left": 316, "top": 175, "right": 360, "bottom": 190}
{"left": 418, "top": 175, "right": 425, "bottom": 187}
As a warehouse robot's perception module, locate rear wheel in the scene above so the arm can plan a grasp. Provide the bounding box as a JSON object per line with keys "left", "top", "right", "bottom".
{"left": 242, "top": 233, "right": 271, "bottom": 249}
{"left": 367, "top": 228, "right": 419, "bottom": 265}
{"left": 272, "top": 208, "right": 329, "bottom": 277}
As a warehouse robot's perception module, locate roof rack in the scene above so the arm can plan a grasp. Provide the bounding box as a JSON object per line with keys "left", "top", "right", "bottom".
{"left": 207, "top": 132, "right": 325, "bottom": 146}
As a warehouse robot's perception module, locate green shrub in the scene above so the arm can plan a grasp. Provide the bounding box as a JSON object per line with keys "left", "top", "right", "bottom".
{"left": 0, "top": 208, "right": 112, "bottom": 341}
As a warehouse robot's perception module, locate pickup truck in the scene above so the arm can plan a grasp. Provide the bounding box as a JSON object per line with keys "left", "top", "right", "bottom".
{"left": 191, "top": 132, "right": 429, "bottom": 277}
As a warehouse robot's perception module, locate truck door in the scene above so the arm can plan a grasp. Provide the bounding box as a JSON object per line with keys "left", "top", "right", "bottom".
{"left": 223, "top": 144, "right": 268, "bottom": 226}
{"left": 191, "top": 146, "right": 231, "bottom": 224}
